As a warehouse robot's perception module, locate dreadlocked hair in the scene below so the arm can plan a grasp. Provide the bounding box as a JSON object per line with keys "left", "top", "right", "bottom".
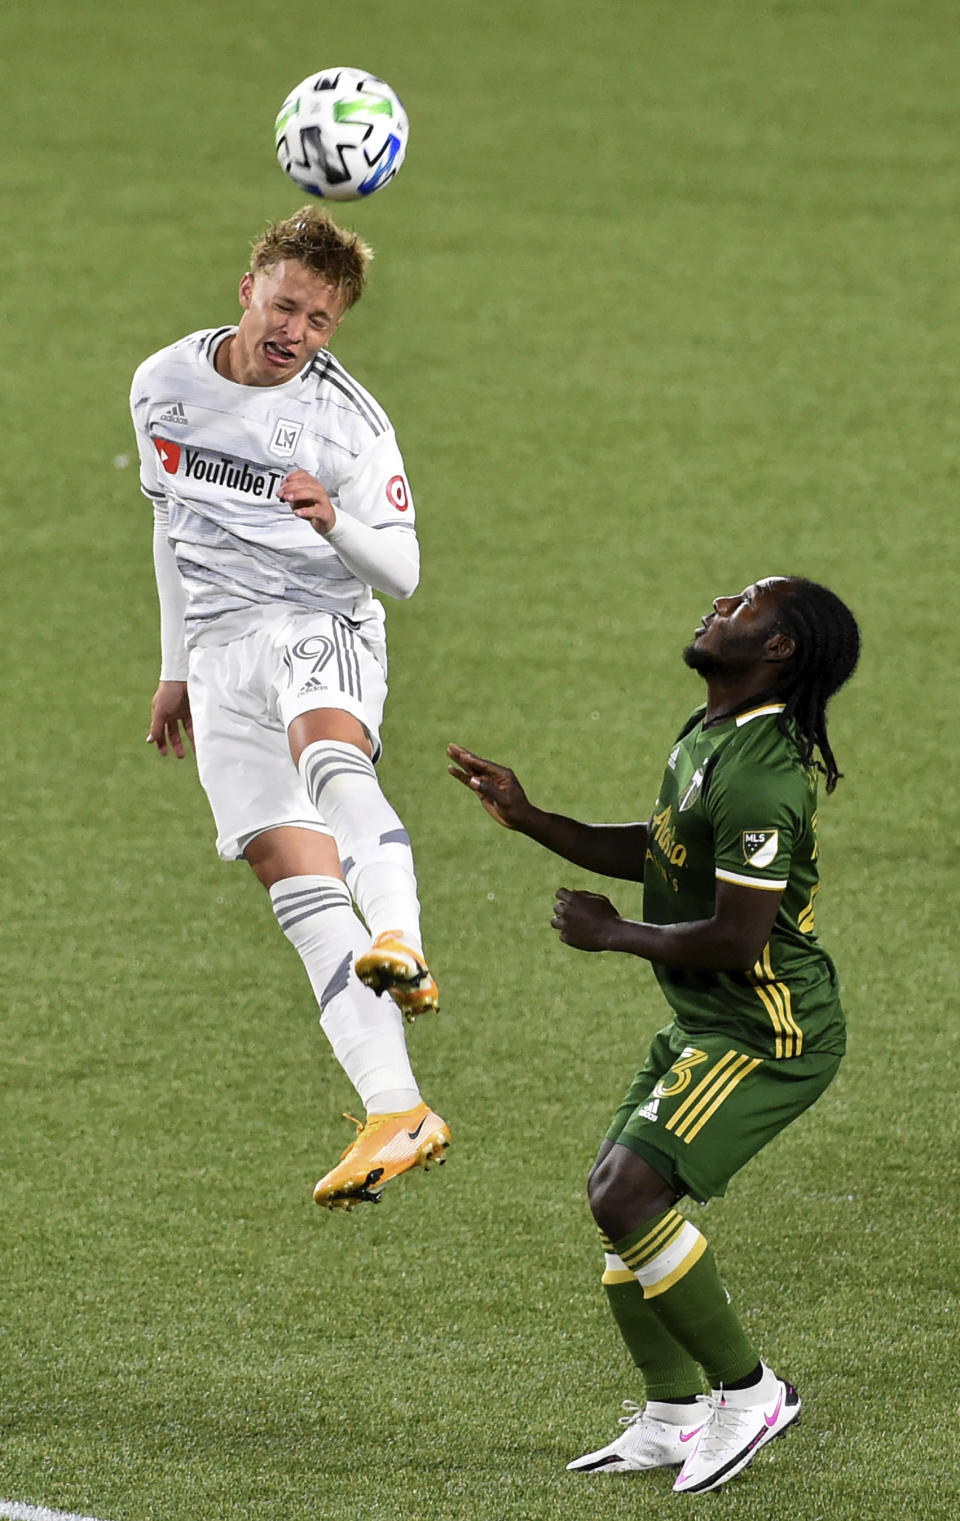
{"left": 772, "top": 579, "right": 861, "bottom": 793}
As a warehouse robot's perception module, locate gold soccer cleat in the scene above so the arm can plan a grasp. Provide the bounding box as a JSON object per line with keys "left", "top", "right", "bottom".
{"left": 354, "top": 931, "right": 439, "bottom": 1019}
{"left": 388, "top": 981, "right": 441, "bottom": 1025}
{"left": 313, "top": 1103, "right": 451, "bottom": 1209}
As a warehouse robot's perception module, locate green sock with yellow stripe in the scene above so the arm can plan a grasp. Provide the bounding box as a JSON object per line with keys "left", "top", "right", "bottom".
{"left": 600, "top": 1228, "right": 703, "bottom": 1400}
{"left": 612, "top": 1209, "right": 760, "bottom": 1388}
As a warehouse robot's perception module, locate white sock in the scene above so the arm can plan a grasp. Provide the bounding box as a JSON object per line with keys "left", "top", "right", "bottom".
{"left": 298, "top": 741, "right": 423, "bottom": 947}
{"left": 645, "top": 1398, "right": 707, "bottom": 1423}
{"left": 270, "top": 875, "right": 421, "bottom": 1112}
{"left": 715, "top": 1362, "right": 780, "bottom": 1407}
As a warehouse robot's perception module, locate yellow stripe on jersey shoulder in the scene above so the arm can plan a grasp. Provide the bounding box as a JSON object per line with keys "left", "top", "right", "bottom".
{"left": 734, "top": 703, "right": 787, "bottom": 726}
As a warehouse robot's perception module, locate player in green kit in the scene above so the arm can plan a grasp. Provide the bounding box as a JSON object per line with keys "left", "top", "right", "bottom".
{"left": 448, "top": 575, "right": 860, "bottom": 1496}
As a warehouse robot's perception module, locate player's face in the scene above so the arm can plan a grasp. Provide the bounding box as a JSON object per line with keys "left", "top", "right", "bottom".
{"left": 685, "top": 578, "right": 790, "bottom": 672}
{"left": 231, "top": 261, "right": 349, "bottom": 386}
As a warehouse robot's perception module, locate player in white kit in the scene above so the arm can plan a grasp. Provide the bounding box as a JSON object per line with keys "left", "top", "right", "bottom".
{"left": 130, "top": 206, "right": 449, "bottom": 1209}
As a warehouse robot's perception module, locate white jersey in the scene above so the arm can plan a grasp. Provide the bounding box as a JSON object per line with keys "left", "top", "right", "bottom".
{"left": 130, "top": 328, "right": 419, "bottom": 662}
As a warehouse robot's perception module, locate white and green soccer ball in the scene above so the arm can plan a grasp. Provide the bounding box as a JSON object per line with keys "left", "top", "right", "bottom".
{"left": 274, "top": 67, "right": 409, "bottom": 200}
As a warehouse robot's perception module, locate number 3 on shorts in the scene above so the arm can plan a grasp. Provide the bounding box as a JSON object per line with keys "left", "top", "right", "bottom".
{"left": 652, "top": 1046, "right": 709, "bottom": 1099}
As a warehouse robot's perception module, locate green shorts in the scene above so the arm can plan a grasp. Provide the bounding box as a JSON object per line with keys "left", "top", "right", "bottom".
{"left": 605, "top": 1022, "right": 841, "bottom": 1203}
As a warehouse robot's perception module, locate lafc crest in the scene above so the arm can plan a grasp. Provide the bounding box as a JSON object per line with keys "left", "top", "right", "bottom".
{"left": 742, "top": 830, "right": 779, "bottom": 867}
{"left": 270, "top": 418, "right": 303, "bottom": 456}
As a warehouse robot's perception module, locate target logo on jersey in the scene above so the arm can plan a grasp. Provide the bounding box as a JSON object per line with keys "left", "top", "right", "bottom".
{"left": 386, "top": 474, "right": 409, "bottom": 511}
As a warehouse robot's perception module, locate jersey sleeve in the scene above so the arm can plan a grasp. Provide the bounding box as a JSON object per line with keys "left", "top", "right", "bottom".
{"left": 335, "top": 427, "right": 417, "bottom": 527}
{"left": 132, "top": 360, "right": 188, "bottom": 676}
{"left": 706, "top": 752, "right": 807, "bottom": 892}
{"left": 153, "top": 502, "right": 189, "bottom": 680}
{"left": 130, "top": 364, "right": 167, "bottom": 507}
{"left": 324, "top": 428, "right": 420, "bottom": 598}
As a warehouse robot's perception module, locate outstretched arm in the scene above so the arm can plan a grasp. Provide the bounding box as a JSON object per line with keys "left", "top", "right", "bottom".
{"left": 447, "top": 743, "right": 648, "bottom": 881}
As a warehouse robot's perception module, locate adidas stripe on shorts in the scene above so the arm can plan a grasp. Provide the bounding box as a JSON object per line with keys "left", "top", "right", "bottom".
{"left": 606, "top": 1022, "right": 840, "bottom": 1202}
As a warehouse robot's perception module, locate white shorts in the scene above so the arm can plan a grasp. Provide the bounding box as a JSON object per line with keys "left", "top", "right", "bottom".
{"left": 188, "top": 609, "right": 388, "bottom": 860}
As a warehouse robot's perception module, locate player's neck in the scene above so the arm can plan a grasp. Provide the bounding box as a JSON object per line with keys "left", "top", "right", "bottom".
{"left": 213, "top": 333, "right": 237, "bottom": 381}
{"left": 702, "top": 678, "right": 783, "bottom": 728}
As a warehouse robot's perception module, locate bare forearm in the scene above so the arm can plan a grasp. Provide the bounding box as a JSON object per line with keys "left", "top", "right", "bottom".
{"left": 553, "top": 875, "right": 781, "bottom": 969}
{"left": 516, "top": 808, "right": 648, "bottom": 881}
{"left": 600, "top": 914, "right": 760, "bottom": 970}
{"left": 447, "top": 745, "right": 647, "bottom": 878}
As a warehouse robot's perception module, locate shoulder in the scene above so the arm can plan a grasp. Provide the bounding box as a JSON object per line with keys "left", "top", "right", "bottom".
{"left": 725, "top": 707, "right": 800, "bottom": 766}
{"left": 711, "top": 710, "right": 812, "bottom": 809}
{"left": 132, "top": 329, "right": 230, "bottom": 393}
{"left": 300, "top": 350, "right": 393, "bottom": 443}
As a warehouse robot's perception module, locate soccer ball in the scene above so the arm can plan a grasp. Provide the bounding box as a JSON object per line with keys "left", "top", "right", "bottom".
{"left": 274, "top": 67, "right": 409, "bottom": 201}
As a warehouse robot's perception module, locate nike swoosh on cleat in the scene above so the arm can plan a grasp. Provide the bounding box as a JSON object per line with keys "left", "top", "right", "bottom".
{"left": 764, "top": 1391, "right": 784, "bottom": 1427}
{"left": 407, "top": 1117, "right": 428, "bottom": 1140}
{"left": 679, "top": 1425, "right": 705, "bottom": 1442}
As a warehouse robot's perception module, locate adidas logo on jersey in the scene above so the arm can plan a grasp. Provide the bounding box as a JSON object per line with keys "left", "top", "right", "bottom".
{"left": 297, "top": 675, "right": 330, "bottom": 698}
{"left": 158, "top": 401, "right": 188, "bottom": 425}
{"left": 638, "top": 1097, "right": 660, "bottom": 1122}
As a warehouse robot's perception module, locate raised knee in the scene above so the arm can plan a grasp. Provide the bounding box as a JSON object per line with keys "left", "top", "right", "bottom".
{"left": 588, "top": 1163, "right": 627, "bottom": 1237}
{"left": 587, "top": 1150, "right": 678, "bottom": 1240}
{"left": 586, "top": 1155, "right": 607, "bottom": 1200}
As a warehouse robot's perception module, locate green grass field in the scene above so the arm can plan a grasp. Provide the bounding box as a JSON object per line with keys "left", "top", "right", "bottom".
{"left": 2, "top": 1, "right": 958, "bottom": 1516}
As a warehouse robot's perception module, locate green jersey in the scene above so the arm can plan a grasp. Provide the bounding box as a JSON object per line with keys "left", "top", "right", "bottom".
{"left": 642, "top": 701, "right": 845, "bottom": 1060}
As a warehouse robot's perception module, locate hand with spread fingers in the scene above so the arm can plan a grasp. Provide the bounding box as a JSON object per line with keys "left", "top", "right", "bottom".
{"left": 446, "top": 743, "right": 534, "bottom": 831}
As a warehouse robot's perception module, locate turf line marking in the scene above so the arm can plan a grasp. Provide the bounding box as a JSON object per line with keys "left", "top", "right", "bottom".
{"left": 0, "top": 1503, "right": 112, "bottom": 1521}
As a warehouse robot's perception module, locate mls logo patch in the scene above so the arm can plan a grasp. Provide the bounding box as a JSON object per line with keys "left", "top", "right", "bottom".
{"left": 270, "top": 419, "right": 303, "bottom": 456}
{"left": 742, "top": 830, "right": 779, "bottom": 868}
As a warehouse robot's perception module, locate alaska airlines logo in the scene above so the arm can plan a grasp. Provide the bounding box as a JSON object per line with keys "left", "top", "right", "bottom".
{"left": 649, "top": 804, "right": 687, "bottom": 868}
{"left": 153, "top": 438, "right": 284, "bottom": 497}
